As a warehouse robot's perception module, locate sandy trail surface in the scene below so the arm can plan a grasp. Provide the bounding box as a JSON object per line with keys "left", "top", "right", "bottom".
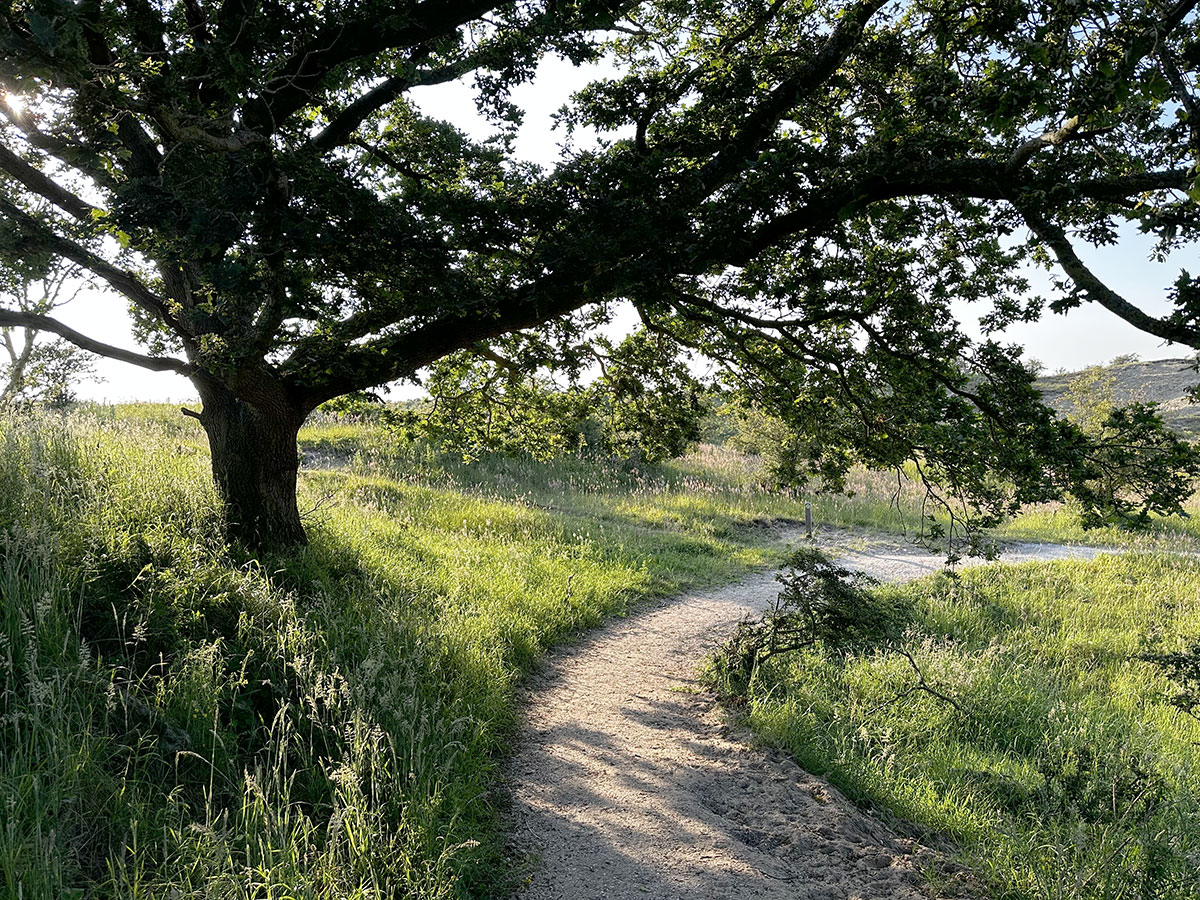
{"left": 505, "top": 529, "right": 1114, "bottom": 899}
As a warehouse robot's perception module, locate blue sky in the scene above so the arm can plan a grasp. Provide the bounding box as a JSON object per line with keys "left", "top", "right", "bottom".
{"left": 59, "top": 57, "right": 1194, "bottom": 402}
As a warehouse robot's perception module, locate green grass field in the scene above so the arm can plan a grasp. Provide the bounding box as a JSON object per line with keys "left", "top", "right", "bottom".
{"left": 719, "top": 554, "right": 1200, "bottom": 900}
{"left": 1, "top": 407, "right": 820, "bottom": 899}
{"left": 6, "top": 404, "right": 1200, "bottom": 898}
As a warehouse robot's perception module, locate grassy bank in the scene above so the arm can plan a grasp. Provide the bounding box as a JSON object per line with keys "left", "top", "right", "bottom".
{"left": 718, "top": 553, "right": 1200, "bottom": 900}
{"left": 12, "top": 404, "right": 1200, "bottom": 897}
{"left": 1, "top": 409, "right": 808, "bottom": 899}
{"left": 96, "top": 403, "right": 1200, "bottom": 552}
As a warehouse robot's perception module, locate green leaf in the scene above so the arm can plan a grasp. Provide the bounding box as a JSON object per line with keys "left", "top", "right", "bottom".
{"left": 26, "top": 12, "right": 55, "bottom": 48}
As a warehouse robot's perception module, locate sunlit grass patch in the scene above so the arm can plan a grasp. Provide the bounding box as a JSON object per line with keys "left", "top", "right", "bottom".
{"left": 13, "top": 402, "right": 1200, "bottom": 898}
{"left": 727, "top": 553, "right": 1200, "bottom": 900}
{"left": 1, "top": 410, "right": 801, "bottom": 899}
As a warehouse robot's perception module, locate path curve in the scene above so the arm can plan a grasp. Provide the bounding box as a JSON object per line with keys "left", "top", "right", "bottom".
{"left": 505, "top": 529, "right": 1114, "bottom": 899}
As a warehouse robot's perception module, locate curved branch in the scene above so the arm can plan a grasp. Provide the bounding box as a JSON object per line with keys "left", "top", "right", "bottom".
{"left": 699, "top": 0, "right": 888, "bottom": 191}
{"left": 1072, "top": 168, "right": 1192, "bottom": 200}
{"left": 0, "top": 143, "right": 99, "bottom": 221}
{"left": 0, "top": 197, "right": 185, "bottom": 336}
{"left": 723, "top": 159, "right": 1190, "bottom": 269}
{"left": 1005, "top": 116, "right": 1114, "bottom": 174}
{"left": 723, "top": 158, "right": 1008, "bottom": 266}
{"left": 311, "top": 56, "right": 482, "bottom": 150}
{"left": 246, "top": 0, "right": 501, "bottom": 134}
{"left": 0, "top": 308, "right": 191, "bottom": 374}
{"left": 312, "top": 75, "right": 415, "bottom": 151}
{"left": 0, "top": 101, "right": 117, "bottom": 188}
{"left": 1018, "top": 204, "right": 1200, "bottom": 348}
{"left": 287, "top": 274, "right": 591, "bottom": 405}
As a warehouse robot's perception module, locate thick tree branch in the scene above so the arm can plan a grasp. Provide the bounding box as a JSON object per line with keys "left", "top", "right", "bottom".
{"left": 74, "top": 3, "right": 163, "bottom": 176}
{"left": 726, "top": 158, "right": 1190, "bottom": 268}
{"left": 311, "top": 57, "right": 482, "bottom": 150}
{"left": 154, "top": 107, "right": 268, "bottom": 152}
{"left": 724, "top": 158, "right": 1008, "bottom": 266}
{"left": 1019, "top": 204, "right": 1200, "bottom": 347}
{"left": 246, "top": 0, "right": 502, "bottom": 134}
{"left": 699, "top": 0, "right": 888, "bottom": 191}
{"left": 312, "top": 75, "right": 416, "bottom": 151}
{"left": 288, "top": 275, "right": 591, "bottom": 405}
{"left": 1071, "top": 168, "right": 1192, "bottom": 200}
{"left": 0, "top": 197, "right": 185, "bottom": 336}
{"left": 1157, "top": 0, "right": 1200, "bottom": 36}
{"left": 0, "top": 143, "right": 99, "bottom": 220}
{"left": 0, "top": 308, "right": 191, "bottom": 373}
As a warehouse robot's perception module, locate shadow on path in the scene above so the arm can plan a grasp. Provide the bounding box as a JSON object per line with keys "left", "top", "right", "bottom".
{"left": 505, "top": 528, "right": 1115, "bottom": 899}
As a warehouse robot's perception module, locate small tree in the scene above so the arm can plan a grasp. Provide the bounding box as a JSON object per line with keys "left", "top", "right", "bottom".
{"left": 1066, "top": 365, "right": 1119, "bottom": 434}
{"left": 1065, "top": 366, "right": 1200, "bottom": 527}
{"left": 0, "top": 261, "right": 94, "bottom": 409}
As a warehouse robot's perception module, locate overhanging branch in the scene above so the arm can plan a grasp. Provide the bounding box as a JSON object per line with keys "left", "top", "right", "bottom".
{"left": 723, "top": 158, "right": 1189, "bottom": 269}
{"left": 287, "top": 275, "right": 591, "bottom": 405}
{"left": 0, "top": 142, "right": 99, "bottom": 221}
{"left": 0, "top": 308, "right": 191, "bottom": 374}
{"left": 1018, "top": 204, "right": 1200, "bottom": 348}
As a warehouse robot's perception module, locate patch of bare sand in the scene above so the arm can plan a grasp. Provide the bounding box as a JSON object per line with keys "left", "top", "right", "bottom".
{"left": 505, "top": 529, "right": 1115, "bottom": 899}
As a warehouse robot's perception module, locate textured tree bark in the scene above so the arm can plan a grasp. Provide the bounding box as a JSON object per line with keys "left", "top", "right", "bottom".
{"left": 194, "top": 376, "right": 308, "bottom": 548}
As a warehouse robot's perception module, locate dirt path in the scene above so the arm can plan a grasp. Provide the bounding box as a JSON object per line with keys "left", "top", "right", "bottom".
{"left": 505, "top": 529, "right": 1114, "bottom": 899}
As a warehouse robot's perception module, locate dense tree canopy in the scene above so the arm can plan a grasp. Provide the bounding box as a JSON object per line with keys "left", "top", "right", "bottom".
{"left": 0, "top": 0, "right": 1198, "bottom": 546}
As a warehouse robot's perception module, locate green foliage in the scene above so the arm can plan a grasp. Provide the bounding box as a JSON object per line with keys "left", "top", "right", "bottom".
{"left": 716, "top": 351, "right": 1200, "bottom": 555}
{"left": 1063, "top": 367, "right": 1200, "bottom": 528}
{"left": 725, "top": 556, "right": 1200, "bottom": 900}
{"left": 4, "top": 0, "right": 1200, "bottom": 545}
{"left": 406, "top": 329, "right": 706, "bottom": 464}
{"left": 716, "top": 547, "right": 901, "bottom": 692}
{"left": 418, "top": 352, "right": 592, "bottom": 462}
{"left": 1, "top": 336, "right": 93, "bottom": 407}
{"left": 1066, "top": 366, "right": 1120, "bottom": 435}
{"left": 716, "top": 396, "right": 830, "bottom": 490}
{"left": 589, "top": 329, "right": 706, "bottom": 463}
{"left": 316, "top": 390, "right": 386, "bottom": 419}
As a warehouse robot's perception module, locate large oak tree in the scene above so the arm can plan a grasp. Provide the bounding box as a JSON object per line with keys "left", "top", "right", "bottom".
{"left": 1, "top": 0, "right": 1198, "bottom": 547}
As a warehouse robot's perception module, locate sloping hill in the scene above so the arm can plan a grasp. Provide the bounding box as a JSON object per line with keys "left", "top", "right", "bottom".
{"left": 1037, "top": 357, "right": 1200, "bottom": 436}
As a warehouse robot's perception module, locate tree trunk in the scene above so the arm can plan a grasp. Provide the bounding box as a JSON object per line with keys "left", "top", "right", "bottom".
{"left": 194, "top": 377, "right": 308, "bottom": 548}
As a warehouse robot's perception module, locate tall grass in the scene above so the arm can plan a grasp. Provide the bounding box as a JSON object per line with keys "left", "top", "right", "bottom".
{"left": 12, "top": 404, "right": 1200, "bottom": 897}
{"left": 1, "top": 409, "right": 806, "bottom": 899}
{"left": 720, "top": 554, "right": 1200, "bottom": 900}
